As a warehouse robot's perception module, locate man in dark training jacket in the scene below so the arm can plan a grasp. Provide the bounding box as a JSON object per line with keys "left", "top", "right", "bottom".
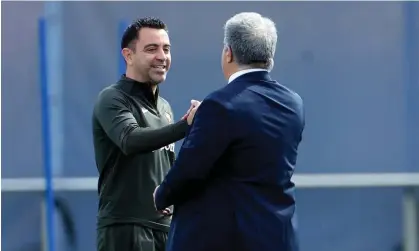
{"left": 92, "top": 17, "right": 200, "bottom": 251}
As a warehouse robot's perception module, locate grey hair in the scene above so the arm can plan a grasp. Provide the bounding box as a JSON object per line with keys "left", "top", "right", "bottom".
{"left": 223, "top": 12, "right": 277, "bottom": 71}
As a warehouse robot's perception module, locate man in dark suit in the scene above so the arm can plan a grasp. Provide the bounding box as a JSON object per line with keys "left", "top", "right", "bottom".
{"left": 154, "top": 12, "right": 305, "bottom": 251}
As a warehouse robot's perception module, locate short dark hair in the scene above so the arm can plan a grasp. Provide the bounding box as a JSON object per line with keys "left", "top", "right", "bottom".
{"left": 120, "top": 17, "right": 168, "bottom": 51}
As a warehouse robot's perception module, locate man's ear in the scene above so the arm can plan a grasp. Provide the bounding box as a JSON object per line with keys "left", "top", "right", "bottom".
{"left": 122, "top": 48, "right": 133, "bottom": 66}
{"left": 226, "top": 46, "right": 233, "bottom": 63}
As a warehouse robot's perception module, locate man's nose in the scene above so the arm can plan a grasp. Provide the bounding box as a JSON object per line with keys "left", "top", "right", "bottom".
{"left": 155, "top": 49, "right": 167, "bottom": 61}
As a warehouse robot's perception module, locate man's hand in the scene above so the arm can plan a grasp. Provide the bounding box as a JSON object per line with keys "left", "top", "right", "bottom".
{"left": 186, "top": 105, "right": 199, "bottom": 125}
{"left": 153, "top": 186, "right": 172, "bottom": 216}
{"left": 181, "top": 100, "right": 201, "bottom": 121}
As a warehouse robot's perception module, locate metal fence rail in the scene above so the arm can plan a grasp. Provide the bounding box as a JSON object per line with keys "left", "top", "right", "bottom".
{"left": 2, "top": 173, "right": 419, "bottom": 251}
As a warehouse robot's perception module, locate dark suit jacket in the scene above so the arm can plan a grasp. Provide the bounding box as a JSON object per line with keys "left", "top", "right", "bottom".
{"left": 155, "top": 71, "right": 305, "bottom": 251}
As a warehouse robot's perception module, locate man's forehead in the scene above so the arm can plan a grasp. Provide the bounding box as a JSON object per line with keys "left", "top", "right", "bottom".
{"left": 138, "top": 28, "right": 170, "bottom": 45}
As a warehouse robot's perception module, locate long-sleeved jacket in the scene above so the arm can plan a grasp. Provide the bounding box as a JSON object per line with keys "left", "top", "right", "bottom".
{"left": 92, "top": 75, "right": 188, "bottom": 231}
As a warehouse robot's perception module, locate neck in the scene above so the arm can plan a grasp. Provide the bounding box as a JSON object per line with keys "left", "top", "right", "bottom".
{"left": 226, "top": 65, "right": 254, "bottom": 80}
{"left": 235, "top": 66, "right": 255, "bottom": 73}
{"left": 125, "top": 70, "right": 158, "bottom": 95}
{"left": 150, "top": 84, "right": 158, "bottom": 95}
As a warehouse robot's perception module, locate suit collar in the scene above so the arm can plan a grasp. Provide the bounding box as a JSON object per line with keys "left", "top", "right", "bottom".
{"left": 229, "top": 69, "right": 271, "bottom": 84}
{"left": 228, "top": 68, "right": 268, "bottom": 83}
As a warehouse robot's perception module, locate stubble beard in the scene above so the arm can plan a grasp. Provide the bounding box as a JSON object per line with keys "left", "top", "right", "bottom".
{"left": 148, "top": 72, "right": 167, "bottom": 86}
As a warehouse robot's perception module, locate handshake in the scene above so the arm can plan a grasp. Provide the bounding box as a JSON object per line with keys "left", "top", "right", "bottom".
{"left": 181, "top": 99, "right": 201, "bottom": 125}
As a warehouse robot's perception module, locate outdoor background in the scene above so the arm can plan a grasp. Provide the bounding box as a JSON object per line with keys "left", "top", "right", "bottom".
{"left": 2, "top": 1, "right": 419, "bottom": 251}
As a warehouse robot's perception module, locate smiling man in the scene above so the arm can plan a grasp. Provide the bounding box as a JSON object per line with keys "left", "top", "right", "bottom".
{"left": 92, "top": 17, "right": 199, "bottom": 251}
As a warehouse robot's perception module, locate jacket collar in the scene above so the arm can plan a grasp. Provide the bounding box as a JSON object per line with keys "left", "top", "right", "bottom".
{"left": 118, "top": 74, "right": 159, "bottom": 106}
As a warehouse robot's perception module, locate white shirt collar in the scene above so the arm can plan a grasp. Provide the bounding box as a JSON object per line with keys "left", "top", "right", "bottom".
{"left": 228, "top": 68, "right": 268, "bottom": 84}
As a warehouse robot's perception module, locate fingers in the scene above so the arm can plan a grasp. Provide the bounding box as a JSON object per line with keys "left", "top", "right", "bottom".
{"left": 159, "top": 208, "right": 172, "bottom": 216}
{"left": 186, "top": 106, "right": 199, "bottom": 125}
{"left": 191, "top": 99, "right": 200, "bottom": 106}
{"left": 190, "top": 106, "right": 198, "bottom": 116}
{"left": 186, "top": 105, "right": 194, "bottom": 114}
{"left": 181, "top": 100, "right": 201, "bottom": 120}
{"left": 189, "top": 100, "right": 200, "bottom": 116}
{"left": 188, "top": 100, "right": 200, "bottom": 111}
{"left": 181, "top": 106, "right": 193, "bottom": 120}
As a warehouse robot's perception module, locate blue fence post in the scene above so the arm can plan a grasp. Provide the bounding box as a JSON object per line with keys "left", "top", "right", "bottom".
{"left": 404, "top": 2, "right": 419, "bottom": 173}
{"left": 119, "top": 20, "right": 128, "bottom": 76}
{"left": 38, "top": 17, "right": 56, "bottom": 251}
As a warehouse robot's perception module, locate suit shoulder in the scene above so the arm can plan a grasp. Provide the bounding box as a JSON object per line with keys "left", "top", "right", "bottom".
{"left": 290, "top": 89, "right": 304, "bottom": 107}
{"left": 287, "top": 86, "right": 303, "bottom": 102}
{"left": 201, "top": 87, "right": 230, "bottom": 109}
{"left": 206, "top": 84, "right": 237, "bottom": 102}
{"left": 282, "top": 86, "right": 305, "bottom": 126}
{"left": 278, "top": 83, "right": 304, "bottom": 106}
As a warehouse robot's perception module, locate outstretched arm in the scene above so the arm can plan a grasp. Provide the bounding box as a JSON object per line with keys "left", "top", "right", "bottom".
{"left": 94, "top": 89, "right": 189, "bottom": 155}
{"left": 154, "top": 98, "right": 232, "bottom": 210}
